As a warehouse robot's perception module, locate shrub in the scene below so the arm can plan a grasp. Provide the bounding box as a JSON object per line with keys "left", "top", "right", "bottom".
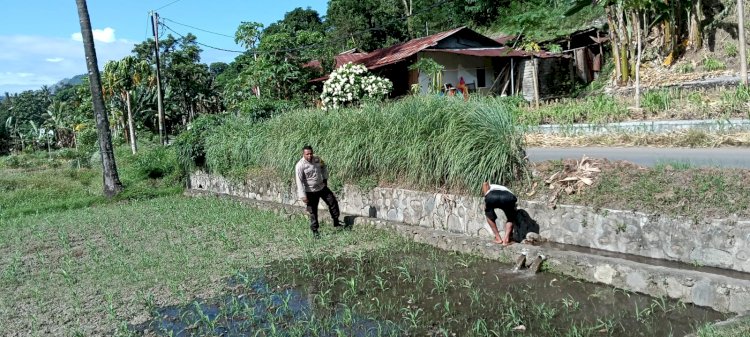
{"left": 321, "top": 62, "right": 392, "bottom": 110}
{"left": 132, "top": 146, "right": 180, "bottom": 181}
{"left": 75, "top": 128, "right": 99, "bottom": 167}
{"left": 172, "top": 114, "right": 226, "bottom": 174}
{"left": 702, "top": 56, "right": 726, "bottom": 71}
{"left": 237, "top": 97, "right": 301, "bottom": 121}
{"left": 676, "top": 63, "right": 694, "bottom": 74}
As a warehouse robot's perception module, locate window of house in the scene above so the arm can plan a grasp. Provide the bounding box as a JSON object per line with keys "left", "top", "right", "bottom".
{"left": 476, "top": 68, "right": 486, "bottom": 87}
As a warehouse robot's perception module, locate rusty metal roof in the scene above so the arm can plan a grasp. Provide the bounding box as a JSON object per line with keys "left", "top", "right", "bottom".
{"left": 492, "top": 35, "right": 518, "bottom": 46}
{"left": 423, "top": 48, "right": 565, "bottom": 59}
{"left": 356, "top": 26, "right": 494, "bottom": 69}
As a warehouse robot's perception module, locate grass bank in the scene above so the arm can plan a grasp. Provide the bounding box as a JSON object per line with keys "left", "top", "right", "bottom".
{"left": 514, "top": 85, "right": 750, "bottom": 126}
{"left": 177, "top": 96, "right": 528, "bottom": 194}
{"left": 528, "top": 160, "right": 750, "bottom": 219}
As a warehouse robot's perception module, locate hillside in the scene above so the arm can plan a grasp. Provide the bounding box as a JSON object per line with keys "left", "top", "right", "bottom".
{"left": 53, "top": 74, "right": 86, "bottom": 89}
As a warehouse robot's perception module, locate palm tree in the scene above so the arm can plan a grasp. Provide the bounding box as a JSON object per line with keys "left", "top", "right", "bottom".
{"left": 75, "top": 0, "right": 123, "bottom": 197}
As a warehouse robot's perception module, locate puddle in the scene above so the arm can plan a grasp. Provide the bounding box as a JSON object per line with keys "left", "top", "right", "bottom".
{"left": 131, "top": 244, "right": 728, "bottom": 336}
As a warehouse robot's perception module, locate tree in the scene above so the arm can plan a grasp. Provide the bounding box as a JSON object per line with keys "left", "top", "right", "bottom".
{"left": 739, "top": 0, "right": 747, "bottom": 85}
{"left": 566, "top": 0, "right": 690, "bottom": 86}
{"left": 326, "top": 0, "right": 408, "bottom": 52}
{"left": 103, "top": 56, "right": 152, "bottom": 154}
{"left": 75, "top": 0, "right": 123, "bottom": 197}
{"left": 264, "top": 7, "right": 324, "bottom": 36}
{"left": 234, "top": 22, "right": 264, "bottom": 50}
{"left": 132, "top": 34, "right": 217, "bottom": 133}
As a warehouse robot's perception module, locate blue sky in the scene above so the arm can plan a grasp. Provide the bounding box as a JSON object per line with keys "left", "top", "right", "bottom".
{"left": 0, "top": 0, "right": 329, "bottom": 94}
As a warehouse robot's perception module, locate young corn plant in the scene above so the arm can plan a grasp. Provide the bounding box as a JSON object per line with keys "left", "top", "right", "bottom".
{"left": 431, "top": 270, "right": 452, "bottom": 294}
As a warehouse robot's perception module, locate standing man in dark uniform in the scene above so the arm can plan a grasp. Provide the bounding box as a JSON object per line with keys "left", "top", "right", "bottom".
{"left": 295, "top": 145, "right": 345, "bottom": 237}
{"left": 482, "top": 181, "right": 518, "bottom": 245}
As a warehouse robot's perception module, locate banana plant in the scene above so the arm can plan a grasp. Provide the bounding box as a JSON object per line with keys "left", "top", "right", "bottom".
{"left": 103, "top": 56, "right": 152, "bottom": 154}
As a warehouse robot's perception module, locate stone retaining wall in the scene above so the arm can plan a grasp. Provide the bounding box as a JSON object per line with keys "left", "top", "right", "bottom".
{"left": 190, "top": 172, "right": 750, "bottom": 274}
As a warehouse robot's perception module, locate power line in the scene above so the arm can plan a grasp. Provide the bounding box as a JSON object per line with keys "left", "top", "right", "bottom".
{"left": 163, "top": 18, "right": 235, "bottom": 38}
{"left": 159, "top": 0, "right": 459, "bottom": 57}
{"left": 161, "top": 23, "right": 246, "bottom": 53}
{"left": 154, "top": 0, "right": 184, "bottom": 11}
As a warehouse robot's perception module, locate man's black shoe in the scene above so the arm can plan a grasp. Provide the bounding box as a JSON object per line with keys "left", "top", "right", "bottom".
{"left": 334, "top": 222, "right": 352, "bottom": 231}
{"left": 312, "top": 231, "right": 321, "bottom": 239}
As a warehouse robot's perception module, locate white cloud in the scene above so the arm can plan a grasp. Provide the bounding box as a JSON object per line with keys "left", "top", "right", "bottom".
{"left": 0, "top": 34, "right": 133, "bottom": 94}
{"left": 71, "top": 27, "right": 117, "bottom": 43}
{"left": 0, "top": 72, "right": 56, "bottom": 86}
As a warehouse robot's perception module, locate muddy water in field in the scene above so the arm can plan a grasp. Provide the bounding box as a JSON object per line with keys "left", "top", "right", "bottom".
{"left": 131, "top": 244, "right": 727, "bottom": 336}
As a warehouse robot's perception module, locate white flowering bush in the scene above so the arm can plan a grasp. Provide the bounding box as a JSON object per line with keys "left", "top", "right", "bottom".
{"left": 321, "top": 62, "right": 392, "bottom": 110}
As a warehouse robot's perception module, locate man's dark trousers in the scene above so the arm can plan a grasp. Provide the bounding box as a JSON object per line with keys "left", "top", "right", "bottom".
{"left": 305, "top": 186, "right": 341, "bottom": 233}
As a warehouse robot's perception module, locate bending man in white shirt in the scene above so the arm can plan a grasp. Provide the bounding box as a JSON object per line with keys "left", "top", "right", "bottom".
{"left": 482, "top": 181, "right": 518, "bottom": 245}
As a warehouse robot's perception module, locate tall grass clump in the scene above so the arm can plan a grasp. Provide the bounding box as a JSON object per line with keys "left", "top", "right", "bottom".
{"left": 197, "top": 96, "right": 528, "bottom": 193}
{"left": 720, "top": 85, "right": 750, "bottom": 116}
{"left": 642, "top": 89, "right": 673, "bottom": 113}
{"left": 173, "top": 114, "right": 226, "bottom": 174}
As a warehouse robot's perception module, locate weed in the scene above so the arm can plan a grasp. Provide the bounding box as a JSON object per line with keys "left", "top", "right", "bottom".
{"left": 642, "top": 90, "right": 673, "bottom": 113}
{"left": 676, "top": 63, "right": 695, "bottom": 73}
{"left": 615, "top": 223, "right": 627, "bottom": 234}
{"left": 702, "top": 56, "right": 726, "bottom": 71}
{"left": 725, "top": 42, "right": 738, "bottom": 58}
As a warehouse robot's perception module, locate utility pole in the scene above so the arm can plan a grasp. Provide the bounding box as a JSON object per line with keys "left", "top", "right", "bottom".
{"left": 739, "top": 0, "right": 748, "bottom": 85}
{"left": 151, "top": 11, "right": 166, "bottom": 144}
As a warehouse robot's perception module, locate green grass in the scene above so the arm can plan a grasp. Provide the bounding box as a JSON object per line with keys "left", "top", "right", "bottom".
{"left": 0, "top": 191, "right": 397, "bottom": 336}
{"left": 642, "top": 89, "right": 674, "bottom": 113}
{"left": 703, "top": 56, "right": 726, "bottom": 71}
{"left": 0, "top": 144, "right": 183, "bottom": 219}
{"left": 720, "top": 85, "right": 750, "bottom": 117}
{"left": 185, "top": 95, "right": 528, "bottom": 194}
{"left": 0, "top": 163, "right": 735, "bottom": 336}
{"left": 558, "top": 165, "right": 750, "bottom": 219}
{"left": 695, "top": 315, "right": 750, "bottom": 337}
{"left": 724, "top": 42, "right": 738, "bottom": 58}
{"left": 519, "top": 94, "right": 628, "bottom": 125}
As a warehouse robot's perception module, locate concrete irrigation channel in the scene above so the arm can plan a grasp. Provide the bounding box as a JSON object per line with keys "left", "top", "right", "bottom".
{"left": 183, "top": 172, "right": 750, "bottom": 334}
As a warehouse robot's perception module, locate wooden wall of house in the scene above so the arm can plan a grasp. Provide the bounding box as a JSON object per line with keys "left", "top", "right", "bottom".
{"left": 520, "top": 57, "right": 578, "bottom": 101}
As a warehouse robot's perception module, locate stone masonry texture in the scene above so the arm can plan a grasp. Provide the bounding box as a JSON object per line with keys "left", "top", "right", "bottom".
{"left": 189, "top": 172, "right": 750, "bottom": 274}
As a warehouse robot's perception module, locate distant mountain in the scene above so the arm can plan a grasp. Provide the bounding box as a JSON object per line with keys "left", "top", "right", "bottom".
{"left": 54, "top": 74, "right": 86, "bottom": 88}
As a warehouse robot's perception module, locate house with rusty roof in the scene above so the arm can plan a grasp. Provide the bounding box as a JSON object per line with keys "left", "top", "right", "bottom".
{"left": 311, "top": 26, "right": 592, "bottom": 102}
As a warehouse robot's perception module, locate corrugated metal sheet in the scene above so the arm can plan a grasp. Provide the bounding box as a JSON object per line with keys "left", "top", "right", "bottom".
{"left": 355, "top": 26, "right": 467, "bottom": 69}
{"left": 424, "top": 48, "right": 565, "bottom": 59}
{"left": 493, "top": 35, "right": 517, "bottom": 46}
